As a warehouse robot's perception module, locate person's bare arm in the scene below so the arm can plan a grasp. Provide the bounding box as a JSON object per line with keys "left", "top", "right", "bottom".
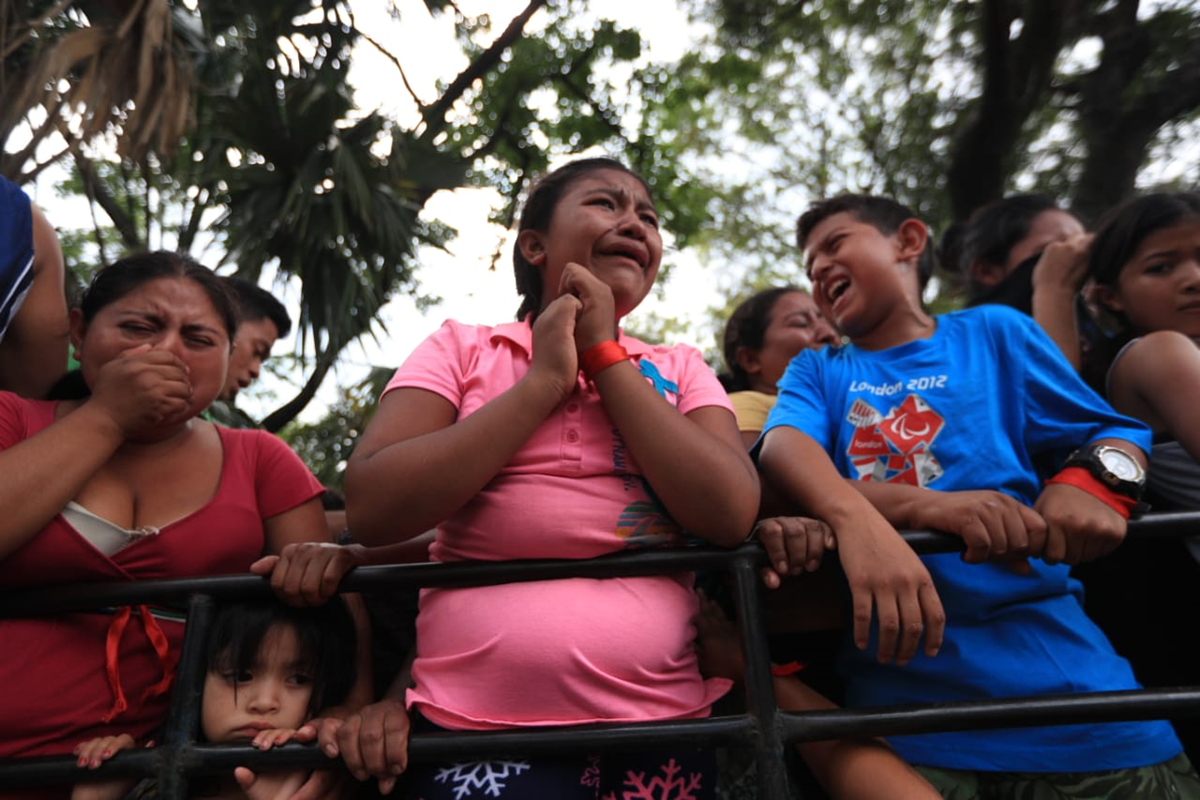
{"left": 0, "top": 346, "right": 196, "bottom": 560}
{"left": 772, "top": 677, "right": 940, "bottom": 800}
{"left": 852, "top": 481, "right": 1046, "bottom": 572}
{"left": 1035, "top": 435, "right": 1146, "bottom": 566}
{"left": 0, "top": 204, "right": 69, "bottom": 398}
{"left": 1030, "top": 234, "right": 1091, "bottom": 372}
{"left": 564, "top": 263, "right": 759, "bottom": 546}
{"left": 759, "top": 426, "right": 944, "bottom": 665}
{"left": 1108, "top": 330, "right": 1200, "bottom": 461}
{"left": 695, "top": 593, "right": 938, "bottom": 800}
{"left": 345, "top": 303, "right": 578, "bottom": 546}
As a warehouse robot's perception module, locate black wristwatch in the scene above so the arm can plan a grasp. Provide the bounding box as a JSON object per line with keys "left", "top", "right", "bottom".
{"left": 1063, "top": 444, "right": 1146, "bottom": 500}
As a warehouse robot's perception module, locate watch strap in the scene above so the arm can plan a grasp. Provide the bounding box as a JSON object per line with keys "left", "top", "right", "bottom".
{"left": 1063, "top": 445, "right": 1145, "bottom": 500}
{"left": 1046, "top": 466, "right": 1139, "bottom": 520}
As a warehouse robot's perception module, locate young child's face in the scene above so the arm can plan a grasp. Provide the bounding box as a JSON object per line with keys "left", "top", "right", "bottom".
{"left": 528, "top": 168, "right": 663, "bottom": 319}
{"left": 1105, "top": 218, "right": 1200, "bottom": 338}
{"left": 802, "top": 211, "right": 918, "bottom": 340}
{"left": 201, "top": 624, "right": 314, "bottom": 742}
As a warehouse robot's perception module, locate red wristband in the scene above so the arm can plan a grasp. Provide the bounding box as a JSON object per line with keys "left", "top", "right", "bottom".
{"left": 1045, "top": 466, "right": 1138, "bottom": 520}
{"left": 770, "top": 661, "right": 805, "bottom": 677}
{"left": 580, "top": 340, "right": 629, "bottom": 380}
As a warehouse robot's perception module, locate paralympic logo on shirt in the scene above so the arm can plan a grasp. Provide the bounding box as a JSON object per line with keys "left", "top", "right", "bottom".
{"left": 846, "top": 394, "right": 946, "bottom": 487}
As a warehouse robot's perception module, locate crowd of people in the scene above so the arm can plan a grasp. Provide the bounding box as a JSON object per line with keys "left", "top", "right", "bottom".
{"left": 2, "top": 161, "right": 1200, "bottom": 800}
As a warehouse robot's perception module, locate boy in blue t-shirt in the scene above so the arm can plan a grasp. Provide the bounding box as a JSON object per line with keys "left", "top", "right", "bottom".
{"left": 757, "top": 194, "right": 1197, "bottom": 795}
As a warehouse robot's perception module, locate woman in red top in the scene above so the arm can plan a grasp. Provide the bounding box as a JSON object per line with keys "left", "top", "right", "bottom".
{"left": 0, "top": 252, "right": 364, "bottom": 799}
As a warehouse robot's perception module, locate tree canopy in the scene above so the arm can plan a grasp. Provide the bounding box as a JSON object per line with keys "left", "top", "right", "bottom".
{"left": 3, "top": 0, "right": 718, "bottom": 428}
{"left": 6, "top": 0, "right": 1199, "bottom": 445}
{"left": 643, "top": 0, "right": 1200, "bottom": 292}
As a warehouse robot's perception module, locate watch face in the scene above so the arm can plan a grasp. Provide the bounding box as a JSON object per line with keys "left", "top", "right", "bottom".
{"left": 1099, "top": 448, "right": 1140, "bottom": 481}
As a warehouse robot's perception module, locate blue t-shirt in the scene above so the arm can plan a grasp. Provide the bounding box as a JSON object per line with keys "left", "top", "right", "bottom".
{"left": 0, "top": 176, "right": 34, "bottom": 342}
{"left": 764, "top": 305, "right": 1178, "bottom": 772}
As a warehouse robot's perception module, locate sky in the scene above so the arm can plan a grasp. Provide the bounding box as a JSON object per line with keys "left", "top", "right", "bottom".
{"left": 240, "top": 0, "right": 729, "bottom": 422}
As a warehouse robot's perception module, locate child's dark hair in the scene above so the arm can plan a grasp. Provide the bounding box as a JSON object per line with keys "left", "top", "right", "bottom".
{"left": 80, "top": 251, "right": 239, "bottom": 343}
{"left": 1081, "top": 192, "right": 1200, "bottom": 393}
{"left": 795, "top": 194, "right": 935, "bottom": 290}
{"left": 513, "top": 157, "right": 653, "bottom": 321}
{"left": 205, "top": 598, "right": 356, "bottom": 720}
{"left": 225, "top": 276, "right": 292, "bottom": 339}
{"left": 955, "top": 194, "right": 1066, "bottom": 300}
{"left": 719, "top": 286, "right": 802, "bottom": 393}
{"left": 1088, "top": 192, "right": 1200, "bottom": 289}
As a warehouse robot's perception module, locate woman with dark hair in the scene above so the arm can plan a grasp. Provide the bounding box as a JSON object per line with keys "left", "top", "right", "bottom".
{"left": 0, "top": 251, "right": 364, "bottom": 797}
{"left": 948, "top": 194, "right": 1090, "bottom": 368}
{"left": 720, "top": 286, "right": 838, "bottom": 448}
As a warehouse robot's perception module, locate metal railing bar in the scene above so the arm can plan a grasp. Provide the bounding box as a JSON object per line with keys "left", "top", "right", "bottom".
{"left": 0, "top": 749, "right": 161, "bottom": 786}
{"left": 17, "top": 684, "right": 1200, "bottom": 788}
{"left": 0, "top": 546, "right": 767, "bottom": 617}
{"left": 779, "top": 687, "right": 1200, "bottom": 743}
{"left": 0, "top": 717, "right": 759, "bottom": 787}
{"left": 729, "top": 556, "right": 792, "bottom": 797}
{"left": 5, "top": 510, "right": 1200, "bottom": 793}
{"left": 158, "top": 593, "right": 215, "bottom": 798}
{"left": 7, "top": 509, "right": 1199, "bottom": 617}
{"left": 1123, "top": 511, "right": 1200, "bottom": 538}
{"left": 9, "top": 687, "right": 1200, "bottom": 785}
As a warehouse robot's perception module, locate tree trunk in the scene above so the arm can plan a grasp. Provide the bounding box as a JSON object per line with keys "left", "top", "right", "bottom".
{"left": 946, "top": 0, "right": 1072, "bottom": 221}
{"left": 1071, "top": 0, "right": 1200, "bottom": 222}
{"left": 261, "top": 350, "right": 338, "bottom": 433}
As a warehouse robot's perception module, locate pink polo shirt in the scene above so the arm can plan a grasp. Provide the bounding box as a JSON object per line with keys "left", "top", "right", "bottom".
{"left": 385, "top": 318, "right": 734, "bottom": 729}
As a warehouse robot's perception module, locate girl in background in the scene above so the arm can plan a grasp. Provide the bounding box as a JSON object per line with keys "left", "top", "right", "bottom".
{"left": 947, "top": 194, "right": 1090, "bottom": 368}
{"left": 1078, "top": 191, "right": 1200, "bottom": 763}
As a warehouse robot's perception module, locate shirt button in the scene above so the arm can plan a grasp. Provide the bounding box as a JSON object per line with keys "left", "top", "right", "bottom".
{"left": 566, "top": 430, "right": 580, "bottom": 443}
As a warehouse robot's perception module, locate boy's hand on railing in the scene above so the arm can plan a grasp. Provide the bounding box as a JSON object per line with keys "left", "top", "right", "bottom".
{"left": 1034, "top": 483, "right": 1127, "bottom": 565}
{"left": 753, "top": 516, "right": 836, "bottom": 589}
{"left": 910, "top": 490, "right": 1045, "bottom": 573}
{"left": 836, "top": 515, "right": 944, "bottom": 667}
{"left": 252, "top": 543, "right": 367, "bottom": 607}
{"left": 318, "top": 698, "right": 410, "bottom": 795}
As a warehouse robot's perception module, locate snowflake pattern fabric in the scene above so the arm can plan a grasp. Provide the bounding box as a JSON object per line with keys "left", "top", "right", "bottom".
{"left": 602, "top": 759, "right": 704, "bottom": 800}
{"left": 433, "top": 760, "right": 532, "bottom": 798}
{"left": 402, "top": 743, "right": 716, "bottom": 799}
